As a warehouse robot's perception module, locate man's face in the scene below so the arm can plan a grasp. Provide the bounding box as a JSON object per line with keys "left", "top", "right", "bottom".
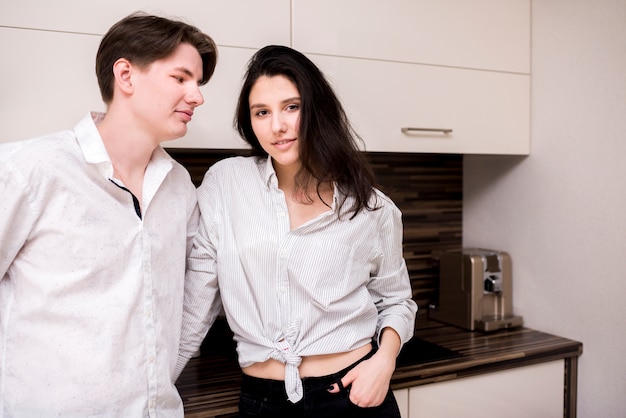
{"left": 130, "top": 42, "right": 205, "bottom": 144}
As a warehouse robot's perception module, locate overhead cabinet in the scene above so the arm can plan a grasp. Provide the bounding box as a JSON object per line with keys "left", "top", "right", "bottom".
{"left": 292, "top": 0, "right": 530, "bottom": 74}
{"left": 0, "top": 0, "right": 291, "bottom": 49}
{"left": 293, "top": 0, "right": 531, "bottom": 155}
{"left": 307, "top": 54, "right": 529, "bottom": 155}
{"left": 0, "top": 1, "right": 291, "bottom": 147}
{"left": 1, "top": 1, "right": 530, "bottom": 154}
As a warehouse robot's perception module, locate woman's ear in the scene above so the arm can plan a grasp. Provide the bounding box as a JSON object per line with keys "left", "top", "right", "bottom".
{"left": 112, "top": 58, "right": 134, "bottom": 96}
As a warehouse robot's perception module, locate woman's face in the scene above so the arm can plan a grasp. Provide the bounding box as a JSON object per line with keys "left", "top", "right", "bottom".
{"left": 249, "top": 75, "right": 301, "bottom": 172}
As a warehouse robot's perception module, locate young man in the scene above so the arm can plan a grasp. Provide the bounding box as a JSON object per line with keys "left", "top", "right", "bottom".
{"left": 0, "top": 12, "right": 217, "bottom": 417}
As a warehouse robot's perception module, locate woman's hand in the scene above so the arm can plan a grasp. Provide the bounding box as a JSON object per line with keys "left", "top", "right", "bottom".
{"left": 328, "top": 327, "right": 401, "bottom": 407}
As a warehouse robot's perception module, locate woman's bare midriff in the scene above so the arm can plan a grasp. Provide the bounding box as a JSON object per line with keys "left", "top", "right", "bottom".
{"left": 242, "top": 343, "right": 373, "bottom": 380}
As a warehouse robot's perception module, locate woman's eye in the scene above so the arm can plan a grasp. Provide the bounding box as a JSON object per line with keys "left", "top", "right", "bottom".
{"left": 286, "top": 104, "right": 300, "bottom": 111}
{"left": 255, "top": 110, "right": 268, "bottom": 117}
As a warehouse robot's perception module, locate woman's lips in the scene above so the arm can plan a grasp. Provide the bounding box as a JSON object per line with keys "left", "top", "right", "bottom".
{"left": 273, "top": 138, "right": 296, "bottom": 148}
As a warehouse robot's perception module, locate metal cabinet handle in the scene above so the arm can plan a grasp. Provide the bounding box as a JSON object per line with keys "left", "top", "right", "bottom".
{"left": 401, "top": 127, "right": 453, "bottom": 134}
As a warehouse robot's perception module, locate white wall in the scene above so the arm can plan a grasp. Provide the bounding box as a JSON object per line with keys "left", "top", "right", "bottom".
{"left": 463, "top": 1, "right": 626, "bottom": 416}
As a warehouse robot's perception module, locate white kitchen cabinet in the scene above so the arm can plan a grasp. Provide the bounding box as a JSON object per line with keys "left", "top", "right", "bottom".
{"left": 294, "top": 0, "right": 531, "bottom": 155}
{"left": 0, "top": 27, "right": 252, "bottom": 149}
{"left": 0, "top": 1, "right": 291, "bottom": 147}
{"left": 407, "top": 360, "right": 564, "bottom": 418}
{"left": 0, "top": 27, "right": 104, "bottom": 143}
{"left": 292, "top": 0, "right": 530, "bottom": 74}
{"left": 0, "top": 0, "right": 290, "bottom": 49}
{"left": 308, "top": 54, "right": 530, "bottom": 155}
{"left": 2, "top": 1, "right": 530, "bottom": 153}
{"left": 394, "top": 388, "right": 409, "bottom": 418}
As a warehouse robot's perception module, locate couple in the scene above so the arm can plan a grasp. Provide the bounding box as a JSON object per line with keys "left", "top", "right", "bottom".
{"left": 0, "top": 12, "right": 416, "bottom": 418}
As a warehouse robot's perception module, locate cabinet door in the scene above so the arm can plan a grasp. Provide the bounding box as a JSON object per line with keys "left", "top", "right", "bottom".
{"left": 0, "top": 0, "right": 290, "bottom": 48}
{"left": 0, "top": 27, "right": 103, "bottom": 143}
{"left": 0, "top": 28, "right": 251, "bottom": 149}
{"left": 394, "top": 389, "right": 409, "bottom": 418}
{"left": 293, "top": 0, "right": 530, "bottom": 74}
{"left": 309, "top": 54, "right": 530, "bottom": 155}
{"left": 0, "top": 1, "right": 289, "bottom": 147}
{"left": 408, "top": 360, "right": 564, "bottom": 418}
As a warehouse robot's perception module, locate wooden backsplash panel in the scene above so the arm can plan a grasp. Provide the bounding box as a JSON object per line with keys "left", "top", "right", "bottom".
{"left": 366, "top": 152, "right": 462, "bottom": 310}
{"left": 166, "top": 149, "right": 462, "bottom": 312}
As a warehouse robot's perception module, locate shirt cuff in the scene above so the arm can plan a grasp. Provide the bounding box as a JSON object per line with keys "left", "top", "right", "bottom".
{"left": 377, "top": 315, "right": 414, "bottom": 351}
{"left": 173, "top": 354, "right": 189, "bottom": 383}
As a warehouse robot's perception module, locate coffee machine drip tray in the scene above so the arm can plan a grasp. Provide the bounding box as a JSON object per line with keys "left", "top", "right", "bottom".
{"left": 475, "top": 314, "right": 523, "bottom": 332}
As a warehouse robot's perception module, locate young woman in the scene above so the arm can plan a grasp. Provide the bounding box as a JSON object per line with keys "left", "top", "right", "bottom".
{"left": 178, "top": 45, "right": 417, "bottom": 417}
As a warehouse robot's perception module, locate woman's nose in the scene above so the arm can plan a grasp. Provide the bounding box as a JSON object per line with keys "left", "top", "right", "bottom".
{"left": 271, "top": 114, "right": 286, "bottom": 133}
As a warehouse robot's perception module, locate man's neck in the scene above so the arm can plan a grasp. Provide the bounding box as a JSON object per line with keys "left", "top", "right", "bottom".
{"left": 97, "top": 112, "right": 156, "bottom": 204}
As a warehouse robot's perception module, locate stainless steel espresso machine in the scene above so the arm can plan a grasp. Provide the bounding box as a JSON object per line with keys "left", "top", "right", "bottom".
{"left": 429, "top": 248, "right": 523, "bottom": 332}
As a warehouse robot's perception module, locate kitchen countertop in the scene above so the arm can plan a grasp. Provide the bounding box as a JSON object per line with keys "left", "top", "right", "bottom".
{"left": 175, "top": 316, "right": 583, "bottom": 418}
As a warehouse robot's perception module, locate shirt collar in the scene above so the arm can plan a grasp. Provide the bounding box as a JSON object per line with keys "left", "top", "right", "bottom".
{"left": 75, "top": 112, "right": 113, "bottom": 179}
{"left": 143, "top": 147, "right": 173, "bottom": 211}
{"left": 260, "top": 155, "right": 339, "bottom": 211}
{"left": 262, "top": 155, "right": 278, "bottom": 189}
{"left": 74, "top": 112, "right": 173, "bottom": 183}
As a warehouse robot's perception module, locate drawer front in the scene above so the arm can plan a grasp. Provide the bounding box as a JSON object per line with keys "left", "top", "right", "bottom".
{"left": 309, "top": 54, "right": 530, "bottom": 155}
{"left": 408, "top": 360, "right": 564, "bottom": 418}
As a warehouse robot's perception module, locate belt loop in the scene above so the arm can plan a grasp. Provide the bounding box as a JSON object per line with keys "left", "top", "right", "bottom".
{"left": 336, "top": 378, "right": 345, "bottom": 392}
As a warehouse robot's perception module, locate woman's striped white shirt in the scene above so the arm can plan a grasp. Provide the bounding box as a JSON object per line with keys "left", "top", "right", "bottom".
{"left": 178, "top": 156, "right": 417, "bottom": 402}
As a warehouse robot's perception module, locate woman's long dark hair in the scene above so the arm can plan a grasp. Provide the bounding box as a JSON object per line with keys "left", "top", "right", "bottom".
{"left": 235, "top": 45, "right": 379, "bottom": 219}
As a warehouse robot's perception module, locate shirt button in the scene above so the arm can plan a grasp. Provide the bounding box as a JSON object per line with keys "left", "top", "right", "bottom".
{"left": 278, "top": 211, "right": 286, "bottom": 218}
{"left": 279, "top": 287, "right": 286, "bottom": 293}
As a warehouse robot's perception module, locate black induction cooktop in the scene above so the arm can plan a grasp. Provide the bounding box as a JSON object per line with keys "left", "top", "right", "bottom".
{"left": 396, "top": 337, "right": 461, "bottom": 367}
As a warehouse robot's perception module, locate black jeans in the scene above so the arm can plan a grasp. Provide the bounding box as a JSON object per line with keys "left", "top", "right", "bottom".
{"left": 238, "top": 349, "right": 401, "bottom": 418}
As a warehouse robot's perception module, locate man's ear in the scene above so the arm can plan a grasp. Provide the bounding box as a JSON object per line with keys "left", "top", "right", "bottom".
{"left": 112, "top": 58, "right": 134, "bottom": 96}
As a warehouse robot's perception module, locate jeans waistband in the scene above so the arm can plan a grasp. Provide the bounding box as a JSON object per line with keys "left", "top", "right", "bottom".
{"left": 241, "top": 345, "right": 376, "bottom": 397}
